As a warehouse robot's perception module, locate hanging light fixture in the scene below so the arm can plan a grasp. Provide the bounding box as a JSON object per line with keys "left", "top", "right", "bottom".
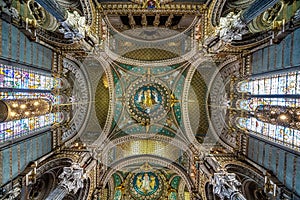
{"left": 254, "top": 105, "right": 300, "bottom": 130}
{"left": 0, "top": 98, "right": 52, "bottom": 122}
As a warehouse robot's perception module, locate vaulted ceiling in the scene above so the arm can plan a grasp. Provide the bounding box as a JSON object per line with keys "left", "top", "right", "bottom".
{"left": 3, "top": 0, "right": 297, "bottom": 198}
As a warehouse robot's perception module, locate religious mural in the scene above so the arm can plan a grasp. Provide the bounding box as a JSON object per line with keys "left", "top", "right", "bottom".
{"left": 127, "top": 79, "right": 171, "bottom": 126}
{"left": 133, "top": 172, "right": 159, "bottom": 195}
{"left": 111, "top": 163, "right": 186, "bottom": 199}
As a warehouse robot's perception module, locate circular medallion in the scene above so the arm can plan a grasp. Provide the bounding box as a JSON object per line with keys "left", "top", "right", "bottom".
{"left": 126, "top": 78, "right": 170, "bottom": 125}
{"left": 133, "top": 172, "right": 159, "bottom": 196}
{"left": 128, "top": 171, "right": 164, "bottom": 199}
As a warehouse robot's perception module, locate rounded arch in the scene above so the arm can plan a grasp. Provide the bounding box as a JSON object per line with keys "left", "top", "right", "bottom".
{"left": 185, "top": 54, "right": 235, "bottom": 151}
{"left": 100, "top": 154, "right": 195, "bottom": 193}
{"left": 204, "top": 162, "right": 267, "bottom": 200}
{"left": 28, "top": 171, "right": 56, "bottom": 200}
{"left": 28, "top": 157, "right": 92, "bottom": 200}
{"left": 225, "top": 163, "right": 267, "bottom": 200}
{"left": 99, "top": 134, "right": 194, "bottom": 161}
{"left": 62, "top": 55, "right": 92, "bottom": 145}
{"left": 36, "top": 157, "right": 73, "bottom": 175}
{"left": 224, "top": 163, "right": 265, "bottom": 186}
{"left": 25, "top": 158, "right": 73, "bottom": 200}
{"left": 88, "top": 54, "right": 116, "bottom": 145}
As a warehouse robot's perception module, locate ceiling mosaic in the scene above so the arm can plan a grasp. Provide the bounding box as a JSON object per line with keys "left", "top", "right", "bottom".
{"left": 105, "top": 140, "right": 190, "bottom": 168}
{"left": 188, "top": 70, "right": 209, "bottom": 143}
{"left": 122, "top": 48, "right": 179, "bottom": 61}
{"left": 111, "top": 163, "right": 188, "bottom": 200}
{"left": 95, "top": 74, "right": 110, "bottom": 129}
{"left": 94, "top": 59, "right": 209, "bottom": 145}
{"left": 101, "top": 61, "right": 189, "bottom": 141}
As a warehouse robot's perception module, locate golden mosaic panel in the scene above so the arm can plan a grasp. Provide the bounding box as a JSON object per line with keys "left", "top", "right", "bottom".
{"left": 123, "top": 48, "right": 178, "bottom": 61}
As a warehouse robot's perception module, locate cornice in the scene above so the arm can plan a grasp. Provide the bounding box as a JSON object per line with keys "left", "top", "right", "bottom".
{"left": 98, "top": 3, "right": 206, "bottom": 15}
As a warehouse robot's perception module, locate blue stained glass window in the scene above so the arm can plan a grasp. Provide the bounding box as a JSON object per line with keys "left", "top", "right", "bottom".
{"left": 237, "top": 70, "right": 300, "bottom": 151}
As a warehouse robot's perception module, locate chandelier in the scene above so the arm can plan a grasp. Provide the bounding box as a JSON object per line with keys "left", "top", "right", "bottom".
{"left": 0, "top": 99, "right": 52, "bottom": 122}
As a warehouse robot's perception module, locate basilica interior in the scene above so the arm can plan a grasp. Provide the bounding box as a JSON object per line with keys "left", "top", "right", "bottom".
{"left": 0, "top": 0, "right": 300, "bottom": 199}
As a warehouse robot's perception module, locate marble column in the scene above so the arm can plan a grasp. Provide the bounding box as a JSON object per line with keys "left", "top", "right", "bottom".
{"left": 34, "top": 0, "right": 67, "bottom": 22}
{"left": 45, "top": 186, "right": 68, "bottom": 200}
{"left": 45, "top": 163, "right": 86, "bottom": 200}
{"left": 35, "top": 0, "right": 88, "bottom": 40}
{"left": 241, "top": 0, "right": 279, "bottom": 24}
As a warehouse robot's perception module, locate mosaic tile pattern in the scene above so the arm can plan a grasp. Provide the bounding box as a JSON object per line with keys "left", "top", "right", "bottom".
{"left": 188, "top": 70, "right": 209, "bottom": 143}
{"left": 122, "top": 48, "right": 178, "bottom": 61}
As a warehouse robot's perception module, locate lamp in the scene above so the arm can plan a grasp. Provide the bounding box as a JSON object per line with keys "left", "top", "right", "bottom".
{"left": 0, "top": 99, "right": 52, "bottom": 122}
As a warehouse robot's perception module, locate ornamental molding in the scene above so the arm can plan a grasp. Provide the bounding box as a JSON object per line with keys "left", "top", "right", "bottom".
{"left": 182, "top": 55, "right": 208, "bottom": 151}
{"left": 87, "top": 54, "right": 115, "bottom": 147}
{"left": 209, "top": 0, "right": 227, "bottom": 27}
{"left": 204, "top": 62, "right": 234, "bottom": 151}
{"left": 102, "top": 16, "right": 200, "bottom": 66}
{"left": 99, "top": 134, "right": 194, "bottom": 166}
{"left": 80, "top": 0, "right": 94, "bottom": 27}
{"left": 98, "top": 3, "right": 206, "bottom": 15}
{"left": 102, "top": 134, "right": 191, "bottom": 152}
{"left": 61, "top": 56, "right": 92, "bottom": 145}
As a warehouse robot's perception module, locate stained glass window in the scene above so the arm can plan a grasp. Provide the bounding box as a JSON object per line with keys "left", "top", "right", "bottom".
{"left": 0, "top": 92, "right": 55, "bottom": 102}
{"left": 237, "top": 70, "right": 300, "bottom": 150}
{"left": 237, "top": 117, "right": 299, "bottom": 151}
{"left": 0, "top": 63, "right": 63, "bottom": 144}
{"left": 0, "top": 112, "right": 62, "bottom": 143}
{"left": 238, "top": 71, "right": 300, "bottom": 95}
{"left": 0, "top": 64, "right": 59, "bottom": 90}
{"left": 237, "top": 98, "right": 300, "bottom": 111}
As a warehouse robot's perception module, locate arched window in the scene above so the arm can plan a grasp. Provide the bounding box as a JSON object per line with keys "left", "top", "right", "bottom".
{"left": 236, "top": 98, "right": 300, "bottom": 112}
{"left": 238, "top": 71, "right": 300, "bottom": 95}
{"left": 237, "top": 117, "right": 300, "bottom": 151}
{"left": 237, "top": 70, "right": 300, "bottom": 150}
{"left": 0, "top": 64, "right": 59, "bottom": 90}
{"left": 0, "top": 64, "right": 62, "bottom": 143}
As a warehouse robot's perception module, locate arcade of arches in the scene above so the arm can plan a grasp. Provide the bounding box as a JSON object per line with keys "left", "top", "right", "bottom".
{"left": 0, "top": 0, "right": 300, "bottom": 199}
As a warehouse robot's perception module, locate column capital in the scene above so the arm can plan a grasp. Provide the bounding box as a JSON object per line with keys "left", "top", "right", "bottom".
{"left": 58, "top": 163, "right": 87, "bottom": 194}
{"left": 211, "top": 171, "right": 246, "bottom": 200}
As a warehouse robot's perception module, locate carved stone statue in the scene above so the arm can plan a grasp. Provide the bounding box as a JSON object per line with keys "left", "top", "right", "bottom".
{"left": 216, "top": 11, "right": 248, "bottom": 43}
{"left": 58, "top": 10, "right": 99, "bottom": 45}
{"left": 59, "top": 11, "right": 86, "bottom": 40}
{"left": 211, "top": 171, "right": 246, "bottom": 200}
